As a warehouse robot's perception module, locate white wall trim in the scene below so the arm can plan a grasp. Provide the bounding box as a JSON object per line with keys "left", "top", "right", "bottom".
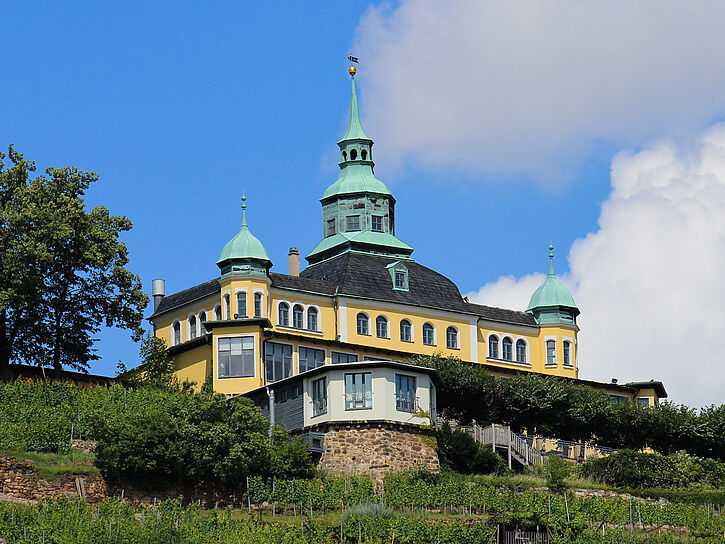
{"left": 469, "top": 319, "right": 479, "bottom": 362}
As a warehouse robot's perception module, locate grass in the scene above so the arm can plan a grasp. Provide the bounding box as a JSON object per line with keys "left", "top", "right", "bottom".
{"left": 0, "top": 448, "right": 100, "bottom": 480}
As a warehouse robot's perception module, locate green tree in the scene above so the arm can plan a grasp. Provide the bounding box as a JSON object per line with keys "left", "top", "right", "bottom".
{"left": 0, "top": 145, "right": 147, "bottom": 375}
{"left": 132, "top": 333, "right": 176, "bottom": 388}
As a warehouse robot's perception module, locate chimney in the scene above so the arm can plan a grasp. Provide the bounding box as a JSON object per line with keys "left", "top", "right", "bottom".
{"left": 152, "top": 279, "right": 166, "bottom": 312}
{"left": 288, "top": 247, "right": 300, "bottom": 277}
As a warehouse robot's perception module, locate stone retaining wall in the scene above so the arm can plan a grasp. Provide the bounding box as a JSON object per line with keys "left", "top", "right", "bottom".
{"left": 0, "top": 455, "right": 108, "bottom": 503}
{"left": 316, "top": 421, "right": 439, "bottom": 480}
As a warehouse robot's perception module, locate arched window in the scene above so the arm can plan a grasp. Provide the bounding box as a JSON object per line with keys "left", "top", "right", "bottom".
{"left": 342, "top": 150, "right": 347, "bottom": 161}
{"left": 356, "top": 313, "right": 370, "bottom": 335}
{"left": 236, "top": 291, "right": 247, "bottom": 318}
{"left": 376, "top": 316, "right": 388, "bottom": 338}
{"left": 172, "top": 321, "right": 181, "bottom": 345}
{"left": 563, "top": 341, "right": 572, "bottom": 366}
{"left": 422, "top": 323, "right": 435, "bottom": 345}
{"left": 214, "top": 305, "right": 222, "bottom": 321}
{"left": 502, "top": 337, "right": 513, "bottom": 360}
{"left": 199, "top": 312, "right": 207, "bottom": 333}
{"left": 278, "top": 302, "right": 289, "bottom": 327}
{"left": 254, "top": 292, "right": 263, "bottom": 318}
{"left": 488, "top": 335, "right": 499, "bottom": 359}
{"left": 361, "top": 149, "right": 368, "bottom": 160}
{"left": 293, "top": 304, "right": 304, "bottom": 328}
{"left": 446, "top": 327, "right": 459, "bottom": 349}
{"left": 307, "top": 306, "right": 319, "bottom": 331}
{"left": 189, "top": 315, "right": 197, "bottom": 340}
{"left": 223, "top": 294, "right": 230, "bottom": 320}
{"left": 516, "top": 339, "right": 527, "bottom": 363}
{"left": 546, "top": 340, "right": 556, "bottom": 365}
{"left": 400, "top": 319, "right": 412, "bottom": 342}
{"left": 350, "top": 148, "right": 358, "bottom": 160}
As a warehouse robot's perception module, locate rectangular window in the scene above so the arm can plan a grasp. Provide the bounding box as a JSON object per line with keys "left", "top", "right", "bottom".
{"left": 312, "top": 377, "right": 327, "bottom": 416}
{"left": 345, "top": 372, "right": 372, "bottom": 410}
{"left": 265, "top": 342, "right": 293, "bottom": 383}
{"left": 546, "top": 340, "right": 556, "bottom": 365}
{"left": 224, "top": 294, "right": 231, "bottom": 320}
{"left": 395, "top": 374, "right": 417, "bottom": 413}
{"left": 346, "top": 215, "right": 360, "bottom": 231}
{"left": 638, "top": 397, "right": 650, "bottom": 406}
{"left": 608, "top": 394, "right": 628, "bottom": 404}
{"left": 218, "top": 336, "right": 255, "bottom": 378}
{"left": 254, "top": 293, "right": 262, "bottom": 318}
{"left": 236, "top": 292, "right": 247, "bottom": 318}
{"left": 371, "top": 215, "right": 383, "bottom": 232}
{"left": 563, "top": 341, "right": 572, "bottom": 366}
{"left": 394, "top": 271, "right": 407, "bottom": 289}
{"left": 363, "top": 355, "right": 391, "bottom": 362}
{"left": 331, "top": 351, "right": 358, "bottom": 364}
{"left": 299, "top": 346, "right": 325, "bottom": 373}
{"left": 326, "top": 219, "right": 336, "bottom": 237}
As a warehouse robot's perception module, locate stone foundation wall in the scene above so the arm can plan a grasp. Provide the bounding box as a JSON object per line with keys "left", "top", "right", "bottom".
{"left": 0, "top": 455, "right": 108, "bottom": 504}
{"left": 317, "top": 422, "right": 439, "bottom": 480}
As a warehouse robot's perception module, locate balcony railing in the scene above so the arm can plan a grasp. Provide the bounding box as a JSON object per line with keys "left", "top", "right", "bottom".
{"left": 396, "top": 394, "right": 418, "bottom": 413}
{"left": 312, "top": 398, "right": 327, "bottom": 417}
{"left": 345, "top": 392, "right": 372, "bottom": 410}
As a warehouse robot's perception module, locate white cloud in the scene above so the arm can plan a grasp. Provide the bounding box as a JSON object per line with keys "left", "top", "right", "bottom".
{"left": 354, "top": 1, "right": 725, "bottom": 180}
{"left": 467, "top": 125, "right": 725, "bottom": 407}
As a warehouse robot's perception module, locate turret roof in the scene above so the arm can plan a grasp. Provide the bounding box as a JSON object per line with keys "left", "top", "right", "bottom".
{"left": 216, "top": 194, "right": 271, "bottom": 267}
{"left": 526, "top": 245, "right": 578, "bottom": 312}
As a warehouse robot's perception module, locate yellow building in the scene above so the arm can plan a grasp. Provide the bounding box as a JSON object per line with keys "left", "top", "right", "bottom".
{"left": 148, "top": 68, "right": 666, "bottom": 409}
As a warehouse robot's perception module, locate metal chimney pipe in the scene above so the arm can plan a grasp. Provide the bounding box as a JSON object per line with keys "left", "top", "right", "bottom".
{"left": 288, "top": 247, "right": 300, "bottom": 277}
{"left": 152, "top": 279, "right": 166, "bottom": 312}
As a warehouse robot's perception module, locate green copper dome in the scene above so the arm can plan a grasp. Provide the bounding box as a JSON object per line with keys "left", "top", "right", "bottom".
{"left": 526, "top": 245, "right": 578, "bottom": 313}
{"left": 217, "top": 194, "right": 271, "bottom": 268}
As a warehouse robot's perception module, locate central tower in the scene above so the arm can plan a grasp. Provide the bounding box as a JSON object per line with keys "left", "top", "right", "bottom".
{"left": 306, "top": 66, "right": 413, "bottom": 265}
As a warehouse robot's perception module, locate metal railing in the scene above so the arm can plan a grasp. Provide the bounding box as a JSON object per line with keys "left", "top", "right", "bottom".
{"left": 345, "top": 392, "right": 372, "bottom": 410}
{"left": 312, "top": 399, "right": 327, "bottom": 417}
{"left": 395, "top": 395, "right": 418, "bottom": 413}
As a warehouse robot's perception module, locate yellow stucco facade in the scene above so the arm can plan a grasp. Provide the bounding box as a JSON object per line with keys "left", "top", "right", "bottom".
{"left": 148, "top": 70, "right": 666, "bottom": 407}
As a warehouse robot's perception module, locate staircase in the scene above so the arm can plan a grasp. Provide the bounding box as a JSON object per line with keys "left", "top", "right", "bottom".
{"left": 470, "top": 423, "right": 545, "bottom": 468}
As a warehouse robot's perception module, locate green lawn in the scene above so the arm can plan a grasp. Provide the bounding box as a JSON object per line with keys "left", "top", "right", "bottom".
{"left": 0, "top": 449, "right": 100, "bottom": 480}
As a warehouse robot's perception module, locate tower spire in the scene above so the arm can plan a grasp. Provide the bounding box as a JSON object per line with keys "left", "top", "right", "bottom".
{"left": 241, "top": 190, "right": 247, "bottom": 228}
{"left": 342, "top": 66, "right": 370, "bottom": 141}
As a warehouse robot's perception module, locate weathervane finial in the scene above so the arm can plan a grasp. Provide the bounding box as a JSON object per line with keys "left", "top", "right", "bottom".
{"left": 348, "top": 55, "right": 359, "bottom": 78}
{"left": 241, "top": 190, "right": 247, "bottom": 227}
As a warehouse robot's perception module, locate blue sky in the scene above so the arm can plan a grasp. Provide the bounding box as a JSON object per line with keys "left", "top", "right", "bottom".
{"left": 4, "top": 2, "right": 725, "bottom": 405}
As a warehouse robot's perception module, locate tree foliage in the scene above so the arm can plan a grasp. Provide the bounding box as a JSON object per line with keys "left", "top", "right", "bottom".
{"left": 92, "top": 390, "right": 314, "bottom": 489}
{"left": 436, "top": 422, "right": 507, "bottom": 475}
{"left": 413, "top": 354, "right": 725, "bottom": 460}
{"left": 0, "top": 145, "right": 147, "bottom": 374}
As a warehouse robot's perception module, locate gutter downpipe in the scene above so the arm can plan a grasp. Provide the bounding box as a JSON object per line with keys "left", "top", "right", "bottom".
{"left": 266, "top": 386, "right": 275, "bottom": 438}
{"left": 333, "top": 286, "right": 340, "bottom": 341}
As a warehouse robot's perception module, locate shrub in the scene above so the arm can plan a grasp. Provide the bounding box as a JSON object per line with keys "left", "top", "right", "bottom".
{"left": 579, "top": 449, "right": 725, "bottom": 489}
{"left": 343, "top": 502, "right": 393, "bottom": 521}
{"left": 436, "top": 422, "right": 507, "bottom": 475}
{"left": 92, "top": 390, "right": 313, "bottom": 489}
{"left": 545, "top": 454, "right": 571, "bottom": 491}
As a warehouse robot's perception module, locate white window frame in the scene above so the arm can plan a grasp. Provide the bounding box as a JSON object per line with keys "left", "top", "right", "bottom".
{"left": 399, "top": 319, "right": 414, "bottom": 342}
{"left": 375, "top": 315, "right": 390, "bottom": 339}
{"left": 487, "top": 333, "right": 500, "bottom": 359}
{"left": 234, "top": 288, "right": 248, "bottom": 318}
{"left": 171, "top": 320, "right": 182, "bottom": 346}
{"left": 356, "top": 312, "right": 371, "bottom": 336}
{"left": 187, "top": 313, "right": 198, "bottom": 341}
{"left": 514, "top": 337, "right": 529, "bottom": 364}
{"left": 306, "top": 304, "right": 321, "bottom": 331}
{"left": 253, "top": 289, "right": 265, "bottom": 318}
{"left": 217, "top": 335, "right": 256, "bottom": 379}
{"left": 422, "top": 322, "right": 436, "bottom": 346}
{"left": 545, "top": 337, "right": 557, "bottom": 366}
{"left": 446, "top": 326, "right": 460, "bottom": 350}
{"left": 298, "top": 344, "right": 326, "bottom": 374}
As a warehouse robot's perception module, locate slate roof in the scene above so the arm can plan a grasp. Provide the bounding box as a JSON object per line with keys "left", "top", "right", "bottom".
{"left": 151, "top": 252, "right": 536, "bottom": 328}
{"left": 153, "top": 278, "right": 220, "bottom": 316}
{"left": 301, "top": 252, "right": 536, "bottom": 327}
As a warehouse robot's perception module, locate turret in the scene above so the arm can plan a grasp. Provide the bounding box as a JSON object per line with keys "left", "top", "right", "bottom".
{"left": 217, "top": 193, "right": 272, "bottom": 278}
{"left": 526, "top": 244, "right": 579, "bottom": 325}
